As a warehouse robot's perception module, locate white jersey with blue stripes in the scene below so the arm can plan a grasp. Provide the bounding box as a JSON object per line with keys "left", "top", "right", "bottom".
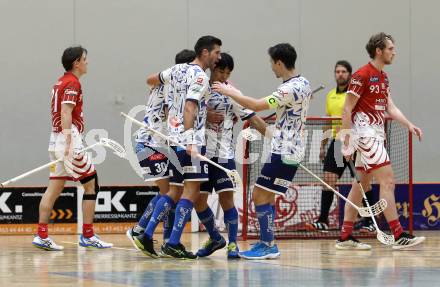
{"left": 270, "top": 75, "right": 312, "bottom": 158}
{"left": 206, "top": 86, "right": 255, "bottom": 159}
{"left": 160, "top": 63, "right": 210, "bottom": 146}
{"left": 135, "top": 85, "right": 167, "bottom": 147}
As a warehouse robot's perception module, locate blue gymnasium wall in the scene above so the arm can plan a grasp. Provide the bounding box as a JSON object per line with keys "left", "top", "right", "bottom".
{"left": 338, "top": 184, "right": 440, "bottom": 230}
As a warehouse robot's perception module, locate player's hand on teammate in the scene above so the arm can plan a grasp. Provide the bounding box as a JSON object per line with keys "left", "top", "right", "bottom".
{"left": 207, "top": 107, "right": 224, "bottom": 124}
{"left": 212, "top": 81, "right": 239, "bottom": 97}
{"left": 408, "top": 124, "right": 423, "bottom": 141}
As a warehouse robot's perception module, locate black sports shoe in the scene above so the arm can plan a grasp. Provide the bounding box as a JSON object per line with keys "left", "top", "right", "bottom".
{"left": 133, "top": 234, "right": 158, "bottom": 258}
{"left": 305, "top": 221, "right": 329, "bottom": 231}
{"left": 357, "top": 218, "right": 376, "bottom": 233}
{"left": 161, "top": 243, "right": 197, "bottom": 259}
{"left": 392, "top": 232, "right": 425, "bottom": 250}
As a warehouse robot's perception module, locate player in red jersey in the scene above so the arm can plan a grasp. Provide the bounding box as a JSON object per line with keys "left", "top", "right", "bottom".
{"left": 32, "top": 46, "right": 112, "bottom": 251}
{"left": 336, "top": 33, "right": 425, "bottom": 250}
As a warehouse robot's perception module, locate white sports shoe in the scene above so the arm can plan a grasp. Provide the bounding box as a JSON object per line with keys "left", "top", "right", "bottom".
{"left": 392, "top": 232, "right": 425, "bottom": 250}
{"left": 335, "top": 236, "right": 371, "bottom": 250}
{"left": 32, "top": 236, "right": 64, "bottom": 251}
{"left": 79, "top": 234, "right": 113, "bottom": 249}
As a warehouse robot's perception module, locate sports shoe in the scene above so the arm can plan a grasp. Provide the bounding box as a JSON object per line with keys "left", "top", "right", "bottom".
{"left": 355, "top": 218, "right": 376, "bottom": 233}
{"left": 126, "top": 227, "right": 142, "bottom": 250}
{"left": 239, "top": 242, "right": 280, "bottom": 260}
{"left": 392, "top": 232, "right": 425, "bottom": 250}
{"left": 32, "top": 236, "right": 64, "bottom": 251}
{"left": 335, "top": 235, "right": 371, "bottom": 250}
{"left": 305, "top": 221, "right": 329, "bottom": 231}
{"left": 227, "top": 242, "right": 240, "bottom": 259}
{"left": 161, "top": 243, "right": 197, "bottom": 259}
{"left": 159, "top": 243, "right": 173, "bottom": 258}
{"left": 196, "top": 237, "right": 226, "bottom": 257}
{"left": 79, "top": 234, "right": 113, "bottom": 249}
{"left": 133, "top": 234, "right": 158, "bottom": 258}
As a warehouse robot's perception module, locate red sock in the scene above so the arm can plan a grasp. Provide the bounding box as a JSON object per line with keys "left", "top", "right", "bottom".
{"left": 38, "top": 223, "right": 48, "bottom": 239}
{"left": 388, "top": 219, "right": 403, "bottom": 238}
{"left": 340, "top": 221, "right": 354, "bottom": 240}
{"left": 82, "top": 224, "right": 94, "bottom": 238}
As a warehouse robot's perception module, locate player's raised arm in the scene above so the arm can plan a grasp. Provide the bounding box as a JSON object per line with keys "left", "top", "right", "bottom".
{"left": 212, "top": 82, "right": 270, "bottom": 112}
{"left": 386, "top": 95, "right": 423, "bottom": 141}
{"left": 146, "top": 73, "right": 161, "bottom": 87}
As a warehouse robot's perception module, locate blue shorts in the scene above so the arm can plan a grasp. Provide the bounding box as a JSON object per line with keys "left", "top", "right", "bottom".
{"left": 168, "top": 146, "right": 209, "bottom": 186}
{"left": 136, "top": 143, "right": 170, "bottom": 182}
{"left": 255, "top": 153, "right": 298, "bottom": 195}
{"left": 200, "top": 158, "right": 236, "bottom": 194}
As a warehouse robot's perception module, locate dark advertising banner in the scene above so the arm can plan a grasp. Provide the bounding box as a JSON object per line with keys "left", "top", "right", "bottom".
{"left": 94, "top": 186, "right": 158, "bottom": 223}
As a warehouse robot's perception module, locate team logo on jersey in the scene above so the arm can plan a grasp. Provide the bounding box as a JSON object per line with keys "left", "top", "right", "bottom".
{"left": 369, "top": 76, "right": 379, "bottom": 83}
{"left": 196, "top": 77, "right": 204, "bottom": 85}
{"left": 350, "top": 77, "right": 363, "bottom": 87}
{"left": 169, "top": 117, "right": 179, "bottom": 127}
{"left": 148, "top": 153, "right": 166, "bottom": 161}
{"left": 65, "top": 89, "right": 78, "bottom": 96}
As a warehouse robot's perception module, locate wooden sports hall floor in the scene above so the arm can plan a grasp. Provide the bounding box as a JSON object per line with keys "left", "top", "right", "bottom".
{"left": 0, "top": 231, "right": 438, "bottom": 287}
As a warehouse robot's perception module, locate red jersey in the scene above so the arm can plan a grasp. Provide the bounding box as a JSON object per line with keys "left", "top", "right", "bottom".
{"left": 51, "top": 72, "right": 84, "bottom": 133}
{"left": 347, "top": 62, "right": 390, "bottom": 138}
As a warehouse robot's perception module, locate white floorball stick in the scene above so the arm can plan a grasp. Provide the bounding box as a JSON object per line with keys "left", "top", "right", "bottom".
{"left": 348, "top": 160, "right": 395, "bottom": 245}
{"left": 298, "top": 162, "right": 387, "bottom": 218}
{"left": 121, "top": 112, "right": 243, "bottom": 194}
{"left": 0, "top": 138, "right": 126, "bottom": 188}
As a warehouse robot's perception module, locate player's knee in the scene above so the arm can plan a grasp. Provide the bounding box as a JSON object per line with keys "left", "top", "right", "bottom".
{"left": 252, "top": 187, "right": 273, "bottom": 205}
{"left": 80, "top": 173, "right": 100, "bottom": 200}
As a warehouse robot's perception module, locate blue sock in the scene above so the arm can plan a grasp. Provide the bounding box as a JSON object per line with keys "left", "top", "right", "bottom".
{"left": 223, "top": 207, "right": 238, "bottom": 244}
{"left": 256, "top": 204, "right": 274, "bottom": 245}
{"left": 163, "top": 206, "right": 176, "bottom": 242}
{"left": 197, "top": 207, "right": 223, "bottom": 242}
{"left": 144, "top": 195, "right": 174, "bottom": 239}
{"left": 168, "top": 199, "right": 193, "bottom": 246}
{"left": 138, "top": 194, "right": 161, "bottom": 229}
{"left": 271, "top": 205, "right": 277, "bottom": 221}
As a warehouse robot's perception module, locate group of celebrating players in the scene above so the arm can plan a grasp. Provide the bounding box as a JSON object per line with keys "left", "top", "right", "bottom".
{"left": 31, "top": 32, "right": 425, "bottom": 260}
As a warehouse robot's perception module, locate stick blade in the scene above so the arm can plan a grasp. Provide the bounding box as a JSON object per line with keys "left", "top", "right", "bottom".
{"left": 229, "top": 170, "right": 243, "bottom": 194}
{"left": 358, "top": 198, "right": 387, "bottom": 217}
{"left": 377, "top": 230, "right": 395, "bottom": 245}
{"left": 100, "top": 138, "right": 127, "bottom": 158}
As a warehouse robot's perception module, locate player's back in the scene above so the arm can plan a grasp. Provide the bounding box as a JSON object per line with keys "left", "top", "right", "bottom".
{"left": 272, "top": 75, "right": 312, "bottom": 157}
{"left": 51, "top": 72, "right": 84, "bottom": 133}
{"left": 162, "top": 63, "right": 210, "bottom": 145}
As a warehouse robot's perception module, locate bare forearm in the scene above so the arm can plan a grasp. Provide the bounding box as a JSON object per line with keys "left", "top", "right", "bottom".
{"left": 248, "top": 116, "right": 267, "bottom": 136}
{"left": 146, "top": 73, "right": 161, "bottom": 87}
{"left": 183, "top": 102, "right": 197, "bottom": 130}
{"left": 61, "top": 108, "right": 73, "bottom": 144}
{"left": 388, "top": 106, "right": 411, "bottom": 128}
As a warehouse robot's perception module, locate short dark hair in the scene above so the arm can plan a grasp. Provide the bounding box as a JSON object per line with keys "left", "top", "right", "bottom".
{"left": 175, "top": 49, "right": 196, "bottom": 64}
{"left": 335, "top": 60, "right": 352, "bottom": 74}
{"left": 62, "top": 46, "right": 87, "bottom": 71}
{"left": 268, "top": 43, "right": 297, "bottom": 69}
{"left": 194, "top": 35, "right": 222, "bottom": 57}
{"left": 365, "top": 32, "right": 394, "bottom": 59}
{"left": 215, "top": 52, "right": 234, "bottom": 71}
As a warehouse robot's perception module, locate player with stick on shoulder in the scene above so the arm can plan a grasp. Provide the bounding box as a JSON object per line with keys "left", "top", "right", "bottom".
{"left": 32, "top": 46, "right": 112, "bottom": 251}
{"left": 213, "top": 43, "right": 312, "bottom": 259}
{"left": 126, "top": 49, "right": 196, "bottom": 252}
{"left": 134, "top": 36, "right": 222, "bottom": 259}
{"left": 336, "top": 32, "right": 425, "bottom": 250}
